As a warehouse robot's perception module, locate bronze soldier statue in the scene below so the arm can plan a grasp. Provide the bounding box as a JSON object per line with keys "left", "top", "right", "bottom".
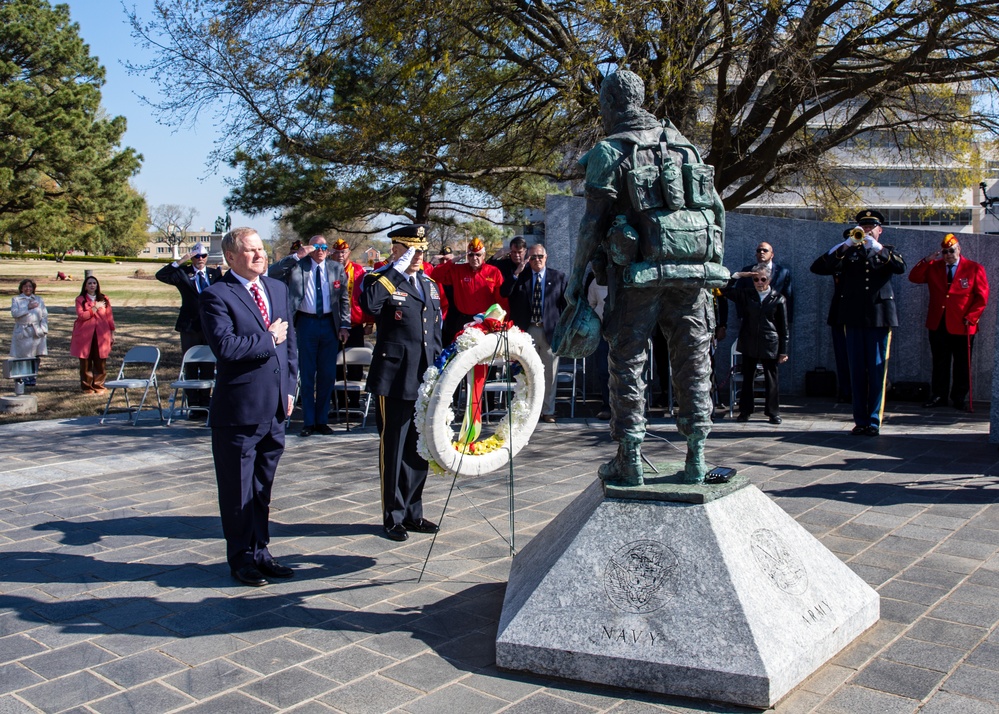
{"left": 558, "top": 70, "right": 729, "bottom": 486}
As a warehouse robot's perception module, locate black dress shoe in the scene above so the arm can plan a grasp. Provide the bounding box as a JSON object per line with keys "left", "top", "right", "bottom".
{"left": 851, "top": 425, "right": 868, "bottom": 435}
{"left": 923, "top": 396, "right": 945, "bottom": 408}
{"left": 231, "top": 565, "right": 268, "bottom": 586}
{"left": 299, "top": 427, "right": 314, "bottom": 437}
{"left": 314, "top": 424, "right": 334, "bottom": 435}
{"left": 865, "top": 425, "right": 880, "bottom": 436}
{"left": 257, "top": 559, "right": 294, "bottom": 578}
{"left": 736, "top": 413, "right": 750, "bottom": 422}
{"left": 403, "top": 518, "right": 440, "bottom": 534}
{"left": 953, "top": 401, "right": 967, "bottom": 412}
{"left": 769, "top": 415, "right": 782, "bottom": 425}
{"left": 385, "top": 524, "right": 409, "bottom": 541}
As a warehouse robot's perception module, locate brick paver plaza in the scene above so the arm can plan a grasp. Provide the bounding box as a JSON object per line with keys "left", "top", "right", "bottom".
{"left": 1, "top": 400, "right": 998, "bottom": 713}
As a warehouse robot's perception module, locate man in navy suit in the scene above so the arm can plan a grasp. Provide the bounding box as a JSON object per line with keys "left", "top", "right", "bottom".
{"left": 269, "top": 235, "right": 351, "bottom": 436}
{"left": 502, "top": 243, "right": 567, "bottom": 422}
{"left": 155, "top": 241, "right": 223, "bottom": 415}
{"left": 200, "top": 227, "right": 299, "bottom": 586}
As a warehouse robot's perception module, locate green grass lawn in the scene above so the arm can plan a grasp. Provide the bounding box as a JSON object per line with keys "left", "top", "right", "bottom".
{"left": 0, "top": 259, "right": 186, "bottom": 423}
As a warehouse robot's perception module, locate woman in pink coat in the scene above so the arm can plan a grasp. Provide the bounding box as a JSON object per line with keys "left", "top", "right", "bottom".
{"left": 70, "top": 276, "right": 116, "bottom": 393}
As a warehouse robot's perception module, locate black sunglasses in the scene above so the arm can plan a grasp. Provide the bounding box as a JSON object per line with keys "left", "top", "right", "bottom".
{"left": 752, "top": 277, "right": 768, "bottom": 283}
{"left": 942, "top": 248, "right": 957, "bottom": 254}
{"left": 193, "top": 254, "right": 208, "bottom": 259}
{"left": 755, "top": 247, "right": 771, "bottom": 252}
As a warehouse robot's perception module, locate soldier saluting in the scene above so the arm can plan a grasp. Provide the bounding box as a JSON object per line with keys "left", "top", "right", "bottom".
{"left": 360, "top": 224, "right": 443, "bottom": 542}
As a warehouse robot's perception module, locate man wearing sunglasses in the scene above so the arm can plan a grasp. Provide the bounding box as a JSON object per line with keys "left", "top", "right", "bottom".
{"left": 269, "top": 235, "right": 351, "bottom": 436}
{"left": 733, "top": 242, "right": 794, "bottom": 324}
{"left": 157, "top": 241, "right": 223, "bottom": 417}
{"left": 908, "top": 234, "right": 989, "bottom": 411}
{"left": 723, "top": 265, "right": 789, "bottom": 424}
{"left": 811, "top": 209, "right": 906, "bottom": 436}
{"left": 435, "top": 237, "right": 505, "bottom": 345}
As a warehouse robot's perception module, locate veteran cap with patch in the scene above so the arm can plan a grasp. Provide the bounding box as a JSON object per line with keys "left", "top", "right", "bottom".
{"left": 942, "top": 233, "right": 959, "bottom": 249}
{"left": 330, "top": 238, "right": 350, "bottom": 251}
{"left": 386, "top": 224, "right": 428, "bottom": 250}
{"left": 855, "top": 209, "right": 885, "bottom": 226}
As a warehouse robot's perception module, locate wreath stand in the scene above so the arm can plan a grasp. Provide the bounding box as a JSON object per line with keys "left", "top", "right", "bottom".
{"left": 416, "top": 327, "right": 544, "bottom": 582}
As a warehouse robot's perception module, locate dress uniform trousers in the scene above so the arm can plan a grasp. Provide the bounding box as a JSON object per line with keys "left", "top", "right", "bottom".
{"left": 845, "top": 326, "right": 891, "bottom": 429}
{"left": 376, "top": 395, "right": 427, "bottom": 530}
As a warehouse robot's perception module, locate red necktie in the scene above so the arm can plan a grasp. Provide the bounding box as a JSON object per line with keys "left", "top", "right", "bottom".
{"left": 249, "top": 283, "right": 270, "bottom": 328}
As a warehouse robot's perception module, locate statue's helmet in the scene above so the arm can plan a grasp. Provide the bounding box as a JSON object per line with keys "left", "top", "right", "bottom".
{"left": 552, "top": 300, "right": 602, "bottom": 359}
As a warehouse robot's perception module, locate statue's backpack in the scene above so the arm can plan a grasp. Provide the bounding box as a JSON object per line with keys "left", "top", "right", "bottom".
{"left": 611, "top": 122, "right": 729, "bottom": 288}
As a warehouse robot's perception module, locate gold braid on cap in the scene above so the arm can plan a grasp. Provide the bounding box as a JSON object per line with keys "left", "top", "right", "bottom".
{"left": 331, "top": 239, "right": 350, "bottom": 250}
{"left": 941, "top": 234, "right": 959, "bottom": 249}
{"left": 467, "top": 237, "right": 485, "bottom": 252}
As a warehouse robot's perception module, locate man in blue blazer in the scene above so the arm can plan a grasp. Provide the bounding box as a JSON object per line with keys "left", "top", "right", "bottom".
{"left": 269, "top": 235, "right": 351, "bottom": 436}
{"left": 200, "top": 227, "right": 299, "bottom": 586}
{"left": 501, "top": 243, "right": 568, "bottom": 422}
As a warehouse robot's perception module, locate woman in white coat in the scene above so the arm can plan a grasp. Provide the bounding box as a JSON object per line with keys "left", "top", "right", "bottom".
{"left": 10, "top": 278, "right": 48, "bottom": 385}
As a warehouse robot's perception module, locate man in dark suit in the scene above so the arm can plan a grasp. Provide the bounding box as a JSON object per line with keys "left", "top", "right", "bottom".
{"left": 200, "top": 227, "right": 299, "bottom": 586}
{"left": 488, "top": 235, "right": 528, "bottom": 290}
{"left": 811, "top": 209, "right": 905, "bottom": 436}
{"left": 502, "top": 243, "right": 567, "bottom": 422}
{"left": 732, "top": 241, "right": 794, "bottom": 323}
{"left": 908, "top": 233, "right": 990, "bottom": 410}
{"left": 155, "top": 241, "right": 222, "bottom": 416}
{"left": 361, "top": 224, "right": 443, "bottom": 542}
{"left": 268, "top": 235, "right": 351, "bottom": 436}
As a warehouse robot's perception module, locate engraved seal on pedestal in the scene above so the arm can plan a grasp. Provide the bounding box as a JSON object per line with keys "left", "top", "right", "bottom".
{"left": 604, "top": 540, "right": 679, "bottom": 614}
{"left": 751, "top": 528, "right": 808, "bottom": 595}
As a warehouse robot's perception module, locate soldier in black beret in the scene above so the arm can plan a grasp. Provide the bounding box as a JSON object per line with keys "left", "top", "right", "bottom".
{"left": 811, "top": 209, "right": 905, "bottom": 436}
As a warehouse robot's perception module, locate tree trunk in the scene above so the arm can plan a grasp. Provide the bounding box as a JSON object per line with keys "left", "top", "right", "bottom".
{"left": 415, "top": 179, "right": 435, "bottom": 224}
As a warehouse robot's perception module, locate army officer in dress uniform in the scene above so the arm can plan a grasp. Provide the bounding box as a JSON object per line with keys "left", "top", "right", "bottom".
{"left": 811, "top": 209, "right": 906, "bottom": 436}
{"left": 360, "top": 224, "right": 443, "bottom": 542}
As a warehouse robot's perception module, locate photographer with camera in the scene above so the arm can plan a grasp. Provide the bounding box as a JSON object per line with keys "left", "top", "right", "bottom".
{"left": 810, "top": 209, "right": 906, "bottom": 436}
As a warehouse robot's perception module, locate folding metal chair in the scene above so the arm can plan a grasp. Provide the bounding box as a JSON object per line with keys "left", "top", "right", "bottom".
{"left": 100, "top": 346, "right": 163, "bottom": 425}
{"left": 333, "top": 346, "right": 373, "bottom": 427}
{"left": 729, "top": 343, "right": 766, "bottom": 418}
{"left": 555, "top": 357, "right": 585, "bottom": 417}
{"left": 482, "top": 358, "right": 517, "bottom": 423}
{"left": 166, "top": 344, "right": 217, "bottom": 425}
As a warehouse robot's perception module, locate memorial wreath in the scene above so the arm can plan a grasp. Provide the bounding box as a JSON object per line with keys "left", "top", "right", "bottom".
{"left": 416, "top": 306, "right": 545, "bottom": 477}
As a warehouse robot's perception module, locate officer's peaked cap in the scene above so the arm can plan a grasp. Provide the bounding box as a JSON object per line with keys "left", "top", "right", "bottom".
{"left": 387, "top": 224, "right": 428, "bottom": 250}
{"left": 855, "top": 209, "right": 885, "bottom": 226}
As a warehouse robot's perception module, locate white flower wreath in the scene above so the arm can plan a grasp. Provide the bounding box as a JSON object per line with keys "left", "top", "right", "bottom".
{"left": 415, "top": 326, "right": 545, "bottom": 476}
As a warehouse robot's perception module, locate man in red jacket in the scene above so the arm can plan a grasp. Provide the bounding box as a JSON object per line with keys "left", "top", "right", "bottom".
{"left": 435, "top": 237, "right": 505, "bottom": 345}
{"left": 908, "top": 234, "right": 989, "bottom": 410}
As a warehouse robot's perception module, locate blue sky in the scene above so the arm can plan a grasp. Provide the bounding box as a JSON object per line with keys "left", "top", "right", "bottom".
{"left": 67, "top": 1, "right": 261, "bottom": 235}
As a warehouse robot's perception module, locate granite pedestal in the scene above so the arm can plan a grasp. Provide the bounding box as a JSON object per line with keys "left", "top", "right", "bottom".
{"left": 496, "top": 477, "right": 880, "bottom": 709}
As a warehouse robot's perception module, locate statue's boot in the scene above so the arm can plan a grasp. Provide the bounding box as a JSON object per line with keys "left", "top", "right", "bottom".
{"left": 683, "top": 435, "right": 708, "bottom": 484}
{"left": 598, "top": 436, "right": 644, "bottom": 487}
